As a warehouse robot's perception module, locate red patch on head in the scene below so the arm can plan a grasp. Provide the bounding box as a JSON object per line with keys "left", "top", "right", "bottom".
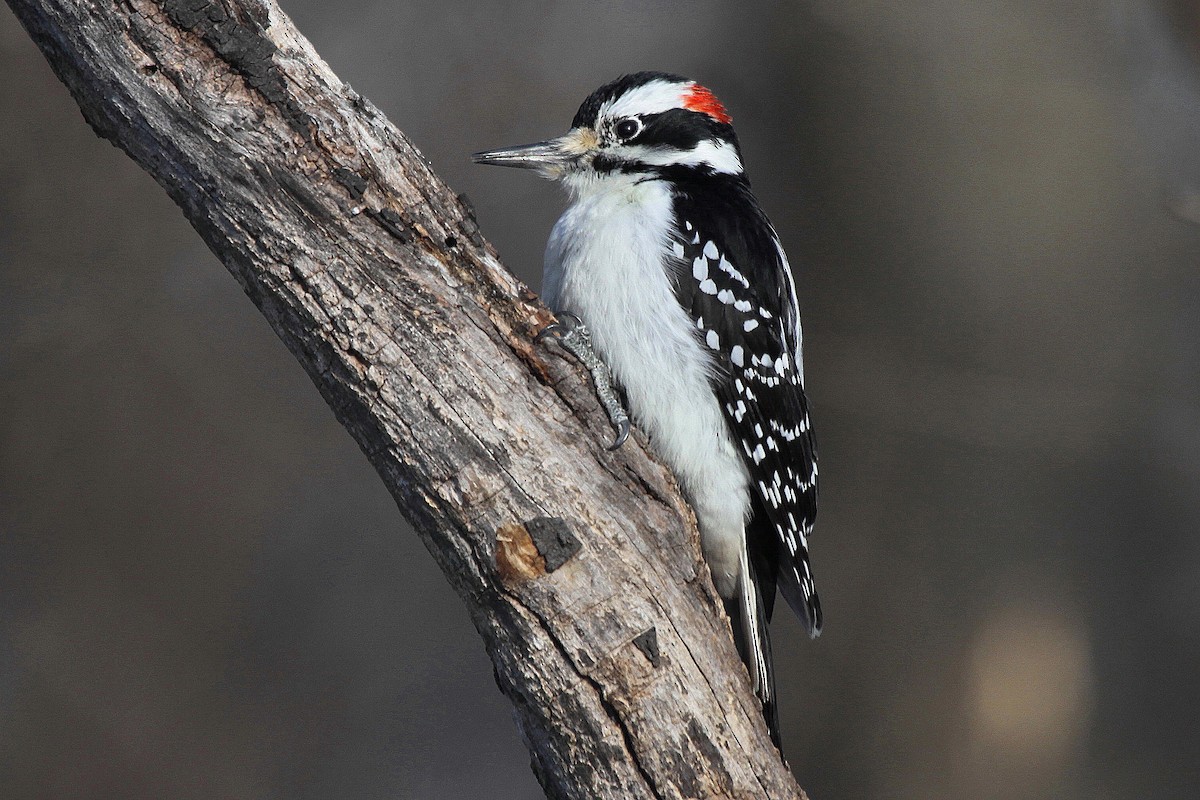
{"left": 682, "top": 83, "right": 732, "bottom": 125}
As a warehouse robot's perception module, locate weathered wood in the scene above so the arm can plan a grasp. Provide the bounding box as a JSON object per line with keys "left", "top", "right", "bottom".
{"left": 5, "top": 1, "right": 810, "bottom": 797}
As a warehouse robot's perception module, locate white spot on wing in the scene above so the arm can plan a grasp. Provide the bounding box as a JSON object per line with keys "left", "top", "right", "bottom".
{"left": 718, "top": 257, "right": 749, "bottom": 288}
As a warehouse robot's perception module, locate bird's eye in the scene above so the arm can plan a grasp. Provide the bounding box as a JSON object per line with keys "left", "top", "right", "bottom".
{"left": 614, "top": 117, "right": 642, "bottom": 141}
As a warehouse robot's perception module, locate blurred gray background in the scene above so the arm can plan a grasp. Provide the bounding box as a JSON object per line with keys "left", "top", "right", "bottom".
{"left": 2, "top": 1, "right": 1199, "bottom": 798}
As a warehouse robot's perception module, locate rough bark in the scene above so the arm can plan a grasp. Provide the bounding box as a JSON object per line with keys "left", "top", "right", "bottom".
{"left": 6, "top": 1, "right": 809, "bottom": 797}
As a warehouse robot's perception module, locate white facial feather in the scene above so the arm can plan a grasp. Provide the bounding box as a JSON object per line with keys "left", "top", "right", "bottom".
{"left": 624, "top": 139, "right": 743, "bottom": 175}
{"left": 599, "top": 78, "right": 693, "bottom": 120}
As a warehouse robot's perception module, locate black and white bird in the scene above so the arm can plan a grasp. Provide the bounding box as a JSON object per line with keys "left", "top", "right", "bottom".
{"left": 474, "top": 72, "right": 820, "bottom": 750}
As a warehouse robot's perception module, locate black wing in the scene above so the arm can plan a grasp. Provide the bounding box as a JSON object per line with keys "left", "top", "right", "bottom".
{"left": 669, "top": 179, "right": 822, "bottom": 635}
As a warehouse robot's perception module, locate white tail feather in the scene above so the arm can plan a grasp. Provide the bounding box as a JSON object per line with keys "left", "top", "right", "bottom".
{"left": 737, "top": 545, "right": 771, "bottom": 701}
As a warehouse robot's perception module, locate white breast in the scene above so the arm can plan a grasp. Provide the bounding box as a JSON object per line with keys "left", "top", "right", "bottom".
{"left": 542, "top": 176, "right": 750, "bottom": 595}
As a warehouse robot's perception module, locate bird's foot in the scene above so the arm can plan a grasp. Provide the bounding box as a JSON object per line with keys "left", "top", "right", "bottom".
{"left": 538, "top": 314, "right": 630, "bottom": 450}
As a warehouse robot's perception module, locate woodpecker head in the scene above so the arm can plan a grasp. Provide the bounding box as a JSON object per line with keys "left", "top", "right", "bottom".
{"left": 473, "top": 72, "right": 744, "bottom": 195}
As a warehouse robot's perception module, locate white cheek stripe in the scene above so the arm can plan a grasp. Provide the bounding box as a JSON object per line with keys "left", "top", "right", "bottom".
{"left": 626, "top": 139, "right": 743, "bottom": 175}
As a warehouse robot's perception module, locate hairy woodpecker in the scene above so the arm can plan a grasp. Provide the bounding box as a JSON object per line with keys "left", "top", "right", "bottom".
{"left": 474, "top": 72, "right": 820, "bottom": 749}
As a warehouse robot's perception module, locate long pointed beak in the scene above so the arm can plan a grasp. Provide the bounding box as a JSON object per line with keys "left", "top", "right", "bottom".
{"left": 472, "top": 128, "right": 599, "bottom": 179}
{"left": 471, "top": 137, "right": 573, "bottom": 172}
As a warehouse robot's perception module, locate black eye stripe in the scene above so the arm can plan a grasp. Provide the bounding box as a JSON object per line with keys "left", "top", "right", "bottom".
{"left": 612, "top": 108, "right": 727, "bottom": 153}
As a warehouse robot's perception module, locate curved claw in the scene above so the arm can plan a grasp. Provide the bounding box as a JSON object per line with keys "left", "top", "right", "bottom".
{"left": 536, "top": 313, "right": 582, "bottom": 343}
{"left": 535, "top": 312, "right": 631, "bottom": 452}
{"left": 607, "top": 415, "right": 631, "bottom": 451}
{"left": 535, "top": 323, "right": 562, "bottom": 343}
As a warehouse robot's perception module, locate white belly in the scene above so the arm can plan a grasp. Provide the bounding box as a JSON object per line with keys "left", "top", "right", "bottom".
{"left": 543, "top": 177, "right": 750, "bottom": 595}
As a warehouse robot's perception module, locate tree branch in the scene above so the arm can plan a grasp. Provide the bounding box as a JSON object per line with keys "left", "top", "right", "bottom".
{"left": 6, "top": 1, "right": 809, "bottom": 797}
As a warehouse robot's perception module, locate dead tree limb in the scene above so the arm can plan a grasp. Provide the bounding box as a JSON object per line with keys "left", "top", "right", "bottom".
{"left": 6, "top": 1, "right": 809, "bottom": 797}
